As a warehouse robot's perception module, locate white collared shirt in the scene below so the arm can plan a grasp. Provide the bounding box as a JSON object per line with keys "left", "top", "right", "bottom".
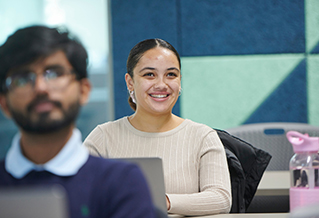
{"left": 5, "top": 128, "right": 89, "bottom": 179}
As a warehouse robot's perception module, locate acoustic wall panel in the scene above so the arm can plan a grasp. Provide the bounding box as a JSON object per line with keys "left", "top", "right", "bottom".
{"left": 111, "top": 0, "right": 179, "bottom": 119}
{"left": 111, "top": 0, "right": 319, "bottom": 129}
{"left": 244, "top": 59, "right": 307, "bottom": 124}
{"left": 180, "top": 0, "right": 305, "bottom": 56}
{"left": 306, "top": 0, "right": 319, "bottom": 53}
{"left": 311, "top": 43, "right": 319, "bottom": 54}
{"left": 308, "top": 55, "right": 319, "bottom": 126}
{"left": 181, "top": 54, "right": 304, "bottom": 129}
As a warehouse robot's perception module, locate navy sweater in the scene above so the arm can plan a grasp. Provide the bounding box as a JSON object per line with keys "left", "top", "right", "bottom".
{"left": 0, "top": 155, "right": 156, "bottom": 218}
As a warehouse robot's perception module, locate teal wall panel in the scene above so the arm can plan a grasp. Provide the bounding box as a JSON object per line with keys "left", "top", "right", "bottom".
{"left": 180, "top": 0, "right": 304, "bottom": 56}
{"left": 181, "top": 55, "right": 304, "bottom": 129}
{"left": 111, "top": 0, "right": 180, "bottom": 118}
{"left": 244, "top": 60, "right": 307, "bottom": 124}
{"left": 308, "top": 55, "right": 319, "bottom": 125}
{"left": 111, "top": 0, "right": 319, "bottom": 129}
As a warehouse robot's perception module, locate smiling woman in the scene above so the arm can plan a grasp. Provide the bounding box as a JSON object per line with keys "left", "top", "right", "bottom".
{"left": 125, "top": 45, "right": 182, "bottom": 130}
{"left": 83, "top": 38, "right": 232, "bottom": 216}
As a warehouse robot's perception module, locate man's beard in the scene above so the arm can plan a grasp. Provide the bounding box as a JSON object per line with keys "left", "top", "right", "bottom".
{"left": 8, "top": 97, "right": 81, "bottom": 134}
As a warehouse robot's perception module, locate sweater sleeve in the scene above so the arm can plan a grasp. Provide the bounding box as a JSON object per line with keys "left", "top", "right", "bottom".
{"left": 166, "top": 131, "right": 232, "bottom": 216}
{"left": 83, "top": 125, "right": 109, "bottom": 157}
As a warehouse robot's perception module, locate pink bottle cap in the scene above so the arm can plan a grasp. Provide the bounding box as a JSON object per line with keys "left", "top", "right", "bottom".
{"left": 286, "top": 131, "right": 319, "bottom": 153}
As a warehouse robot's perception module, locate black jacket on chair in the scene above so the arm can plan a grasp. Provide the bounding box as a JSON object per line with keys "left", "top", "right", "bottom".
{"left": 215, "top": 129, "right": 272, "bottom": 213}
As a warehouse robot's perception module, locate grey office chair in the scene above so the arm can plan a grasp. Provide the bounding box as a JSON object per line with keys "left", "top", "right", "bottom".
{"left": 226, "top": 122, "right": 319, "bottom": 213}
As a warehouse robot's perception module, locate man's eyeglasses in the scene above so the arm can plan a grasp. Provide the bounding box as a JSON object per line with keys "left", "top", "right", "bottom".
{"left": 3, "top": 67, "right": 76, "bottom": 96}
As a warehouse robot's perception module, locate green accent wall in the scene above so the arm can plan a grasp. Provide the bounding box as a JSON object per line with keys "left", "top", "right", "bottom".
{"left": 181, "top": 55, "right": 304, "bottom": 129}
{"left": 308, "top": 55, "right": 319, "bottom": 125}
{"left": 305, "top": 0, "right": 319, "bottom": 53}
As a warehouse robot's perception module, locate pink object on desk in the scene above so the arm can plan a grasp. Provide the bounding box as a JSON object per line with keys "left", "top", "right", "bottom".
{"left": 287, "top": 131, "right": 319, "bottom": 212}
{"left": 290, "top": 187, "right": 319, "bottom": 211}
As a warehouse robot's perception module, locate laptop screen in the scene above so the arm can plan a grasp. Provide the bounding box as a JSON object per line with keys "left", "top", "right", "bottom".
{"left": 111, "top": 157, "right": 168, "bottom": 215}
{"left": 0, "top": 185, "right": 69, "bottom": 218}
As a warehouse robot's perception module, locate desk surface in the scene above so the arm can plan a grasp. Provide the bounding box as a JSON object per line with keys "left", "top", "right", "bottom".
{"left": 168, "top": 171, "right": 291, "bottom": 218}
{"left": 208, "top": 213, "right": 289, "bottom": 218}
{"left": 169, "top": 213, "right": 289, "bottom": 218}
{"left": 255, "top": 171, "right": 290, "bottom": 196}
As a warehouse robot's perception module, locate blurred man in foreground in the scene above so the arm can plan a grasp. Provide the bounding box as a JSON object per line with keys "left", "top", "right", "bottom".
{"left": 0, "top": 25, "right": 156, "bottom": 218}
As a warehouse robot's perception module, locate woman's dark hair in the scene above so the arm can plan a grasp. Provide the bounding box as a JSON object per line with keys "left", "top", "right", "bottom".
{"left": 126, "top": 38, "right": 181, "bottom": 111}
{"left": 0, "top": 25, "right": 88, "bottom": 93}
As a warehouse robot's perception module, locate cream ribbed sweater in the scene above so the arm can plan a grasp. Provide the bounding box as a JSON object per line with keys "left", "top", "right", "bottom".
{"left": 83, "top": 117, "right": 231, "bottom": 216}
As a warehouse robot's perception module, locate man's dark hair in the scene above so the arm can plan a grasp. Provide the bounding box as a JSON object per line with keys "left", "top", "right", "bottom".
{"left": 0, "top": 25, "right": 88, "bottom": 93}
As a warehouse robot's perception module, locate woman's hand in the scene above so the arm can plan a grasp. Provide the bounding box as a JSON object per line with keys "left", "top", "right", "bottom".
{"left": 166, "top": 195, "right": 171, "bottom": 210}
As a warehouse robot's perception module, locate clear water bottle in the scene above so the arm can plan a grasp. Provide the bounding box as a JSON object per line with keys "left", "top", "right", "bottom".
{"left": 287, "top": 131, "right": 319, "bottom": 212}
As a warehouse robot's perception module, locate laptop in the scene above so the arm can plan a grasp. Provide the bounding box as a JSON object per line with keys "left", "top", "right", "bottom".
{"left": 0, "top": 185, "right": 69, "bottom": 218}
{"left": 0, "top": 158, "right": 167, "bottom": 218}
{"left": 112, "top": 157, "right": 168, "bottom": 216}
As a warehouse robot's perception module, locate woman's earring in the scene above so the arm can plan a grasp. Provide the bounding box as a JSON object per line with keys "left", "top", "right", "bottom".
{"left": 130, "top": 90, "right": 136, "bottom": 103}
{"left": 178, "top": 88, "right": 182, "bottom": 96}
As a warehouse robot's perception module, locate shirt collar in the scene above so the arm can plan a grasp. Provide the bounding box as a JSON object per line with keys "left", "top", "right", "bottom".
{"left": 5, "top": 128, "right": 89, "bottom": 179}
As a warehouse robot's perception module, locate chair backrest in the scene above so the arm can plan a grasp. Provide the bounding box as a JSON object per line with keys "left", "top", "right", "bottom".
{"left": 226, "top": 122, "right": 319, "bottom": 171}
